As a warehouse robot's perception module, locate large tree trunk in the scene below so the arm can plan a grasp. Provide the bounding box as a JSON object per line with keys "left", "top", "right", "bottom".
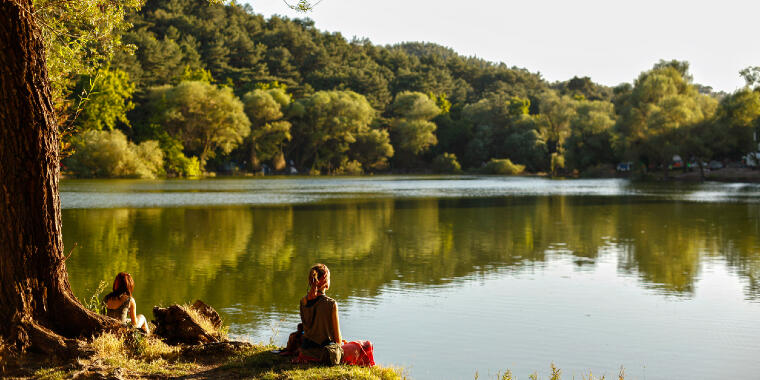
{"left": 0, "top": 0, "right": 118, "bottom": 355}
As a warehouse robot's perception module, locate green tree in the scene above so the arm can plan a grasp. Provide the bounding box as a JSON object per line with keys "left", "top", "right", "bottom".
{"left": 563, "top": 99, "right": 617, "bottom": 172}
{"left": 460, "top": 95, "right": 547, "bottom": 170}
{"left": 157, "top": 134, "right": 201, "bottom": 177}
{"left": 179, "top": 65, "right": 215, "bottom": 83}
{"left": 33, "top": 0, "right": 143, "bottom": 114}
{"left": 242, "top": 88, "right": 293, "bottom": 170}
{"left": 392, "top": 91, "right": 441, "bottom": 120}
{"left": 65, "top": 129, "right": 164, "bottom": 179}
{"left": 390, "top": 91, "right": 440, "bottom": 164}
{"left": 503, "top": 115, "right": 549, "bottom": 172}
{"left": 740, "top": 66, "right": 760, "bottom": 89}
{"left": 73, "top": 68, "right": 135, "bottom": 132}
{"left": 432, "top": 111, "right": 471, "bottom": 164}
{"left": 646, "top": 92, "right": 717, "bottom": 176}
{"left": 709, "top": 88, "right": 760, "bottom": 160}
{"left": 615, "top": 61, "right": 716, "bottom": 175}
{"left": 290, "top": 90, "right": 375, "bottom": 172}
{"left": 537, "top": 91, "right": 576, "bottom": 175}
{"left": 427, "top": 92, "right": 452, "bottom": 113}
{"left": 557, "top": 76, "right": 612, "bottom": 101}
{"left": 156, "top": 81, "right": 251, "bottom": 170}
{"left": 431, "top": 153, "right": 461, "bottom": 173}
{"left": 349, "top": 128, "right": 394, "bottom": 172}
{"left": 284, "top": 0, "right": 319, "bottom": 12}
{"left": 118, "top": 29, "right": 185, "bottom": 87}
{"left": 2, "top": 0, "right": 128, "bottom": 353}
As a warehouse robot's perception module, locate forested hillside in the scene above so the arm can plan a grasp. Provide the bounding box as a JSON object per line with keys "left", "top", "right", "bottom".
{"left": 62, "top": 0, "right": 760, "bottom": 178}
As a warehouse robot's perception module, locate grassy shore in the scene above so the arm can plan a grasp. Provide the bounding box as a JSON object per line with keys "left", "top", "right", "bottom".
{"left": 2, "top": 333, "right": 630, "bottom": 379}
{"left": 1, "top": 303, "right": 402, "bottom": 380}
{"left": 2, "top": 333, "right": 403, "bottom": 379}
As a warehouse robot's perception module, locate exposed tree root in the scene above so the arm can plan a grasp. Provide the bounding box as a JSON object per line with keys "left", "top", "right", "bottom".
{"left": 5, "top": 292, "right": 125, "bottom": 358}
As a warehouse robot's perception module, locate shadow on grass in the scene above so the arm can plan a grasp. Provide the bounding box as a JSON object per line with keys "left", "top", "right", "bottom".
{"left": 179, "top": 344, "right": 403, "bottom": 380}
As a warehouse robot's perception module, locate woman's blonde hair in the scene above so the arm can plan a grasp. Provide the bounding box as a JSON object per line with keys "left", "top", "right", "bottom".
{"left": 308, "top": 263, "right": 329, "bottom": 292}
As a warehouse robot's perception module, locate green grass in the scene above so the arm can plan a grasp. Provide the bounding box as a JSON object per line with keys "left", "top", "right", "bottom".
{"left": 6, "top": 335, "right": 403, "bottom": 380}
{"left": 83, "top": 280, "right": 108, "bottom": 314}
{"left": 89, "top": 332, "right": 194, "bottom": 377}
{"left": 31, "top": 368, "right": 67, "bottom": 380}
{"left": 481, "top": 364, "right": 625, "bottom": 380}
{"left": 7, "top": 330, "right": 626, "bottom": 380}
{"left": 218, "top": 343, "right": 404, "bottom": 380}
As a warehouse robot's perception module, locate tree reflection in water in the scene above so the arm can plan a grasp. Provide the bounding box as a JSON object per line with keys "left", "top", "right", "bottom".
{"left": 63, "top": 197, "right": 760, "bottom": 332}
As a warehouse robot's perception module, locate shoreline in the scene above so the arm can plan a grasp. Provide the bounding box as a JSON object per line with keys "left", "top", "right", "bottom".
{"left": 1, "top": 339, "right": 402, "bottom": 380}
{"left": 60, "top": 167, "right": 760, "bottom": 184}
{"left": 603, "top": 167, "right": 760, "bottom": 183}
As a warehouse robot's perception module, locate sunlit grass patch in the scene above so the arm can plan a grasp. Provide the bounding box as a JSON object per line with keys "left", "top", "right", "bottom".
{"left": 272, "top": 365, "right": 404, "bottom": 380}
{"left": 91, "top": 331, "right": 124, "bottom": 358}
{"left": 8, "top": 333, "right": 403, "bottom": 380}
{"left": 180, "top": 303, "right": 229, "bottom": 341}
{"left": 31, "top": 368, "right": 67, "bottom": 380}
{"left": 128, "top": 332, "right": 181, "bottom": 361}
{"left": 220, "top": 344, "right": 404, "bottom": 380}
{"left": 90, "top": 332, "right": 192, "bottom": 376}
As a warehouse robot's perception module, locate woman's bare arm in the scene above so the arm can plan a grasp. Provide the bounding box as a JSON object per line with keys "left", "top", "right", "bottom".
{"left": 129, "top": 298, "right": 139, "bottom": 327}
{"left": 331, "top": 302, "right": 344, "bottom": 344}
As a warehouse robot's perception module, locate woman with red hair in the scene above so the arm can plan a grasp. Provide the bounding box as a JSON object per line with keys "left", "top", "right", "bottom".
{"left": 104, "top": 272, "right": 150, "bottom": 334}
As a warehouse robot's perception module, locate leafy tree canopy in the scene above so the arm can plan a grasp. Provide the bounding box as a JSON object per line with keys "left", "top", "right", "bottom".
{"left": 154, "top": 80, "right": 251, "bottom": 169}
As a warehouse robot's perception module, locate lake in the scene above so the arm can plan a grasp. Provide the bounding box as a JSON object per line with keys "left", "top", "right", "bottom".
{"left": 61, "top": 176, "right": 760, "bottom": 379}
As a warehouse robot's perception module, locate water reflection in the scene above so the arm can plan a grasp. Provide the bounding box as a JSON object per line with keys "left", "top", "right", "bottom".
{"left": 65, "top": 196, "right": 760, "bottom": 330}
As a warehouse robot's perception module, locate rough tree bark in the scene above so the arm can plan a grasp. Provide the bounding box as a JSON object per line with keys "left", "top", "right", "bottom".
{"left": 0, "top": 0, "right": 119, "bottom": 354}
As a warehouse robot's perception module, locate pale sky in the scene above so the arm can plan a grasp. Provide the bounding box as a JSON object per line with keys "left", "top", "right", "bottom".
{"left": 242, "top": 0, "right": 759, "bottom": 93}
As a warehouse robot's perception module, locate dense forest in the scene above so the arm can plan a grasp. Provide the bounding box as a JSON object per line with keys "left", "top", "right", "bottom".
{"left": 57, "top": 0, "right": 760, "bottom": 178}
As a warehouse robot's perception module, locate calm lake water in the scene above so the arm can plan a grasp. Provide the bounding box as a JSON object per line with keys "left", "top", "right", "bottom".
{"left": 61, "top": 176, "right": 760, "bottom": 379}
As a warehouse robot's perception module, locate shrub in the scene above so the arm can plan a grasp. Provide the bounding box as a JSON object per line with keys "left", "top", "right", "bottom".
{"left": 483, "top": 158, "right": 525, "bottom": 175}
{"left": 66, "top": 130, "right": 165, "bottom": 179}
{"left": 135, "top": 140, "right": 165, "bottom": 177}
{"left": 550, "top": 152, "right": 565, "bottom": 176}
{"left": 337, "top": 160, "right": 363, "bottom": 175}
{"left": 160, "top": 136, "right": 201, "bottom": 177}
{"left": 432, "top": 153, "right": 462, "bottom": 173}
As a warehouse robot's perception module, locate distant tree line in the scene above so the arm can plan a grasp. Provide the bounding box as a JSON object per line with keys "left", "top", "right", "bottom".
{"left": 59, "top": 0, "right": 760, "bottom": 178}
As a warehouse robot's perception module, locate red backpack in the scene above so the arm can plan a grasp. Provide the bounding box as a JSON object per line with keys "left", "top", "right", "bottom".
{"left": 341, "top": 340, "right": 376, "bottom": 366}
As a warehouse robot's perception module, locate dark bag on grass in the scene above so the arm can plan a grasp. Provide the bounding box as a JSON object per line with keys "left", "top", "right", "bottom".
{"left": 295, "top": 338, "right": 343, "bottom": 365}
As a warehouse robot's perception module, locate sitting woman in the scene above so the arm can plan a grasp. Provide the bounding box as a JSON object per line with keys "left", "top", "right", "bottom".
{"left": 104, "top": 272, "right": 150, "bottom": 334}
{"left": 297, "top": 264, "right": 375, "bottom": 366}
{"left": 298, "top": 263, "right": 345, "bottom": 364}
